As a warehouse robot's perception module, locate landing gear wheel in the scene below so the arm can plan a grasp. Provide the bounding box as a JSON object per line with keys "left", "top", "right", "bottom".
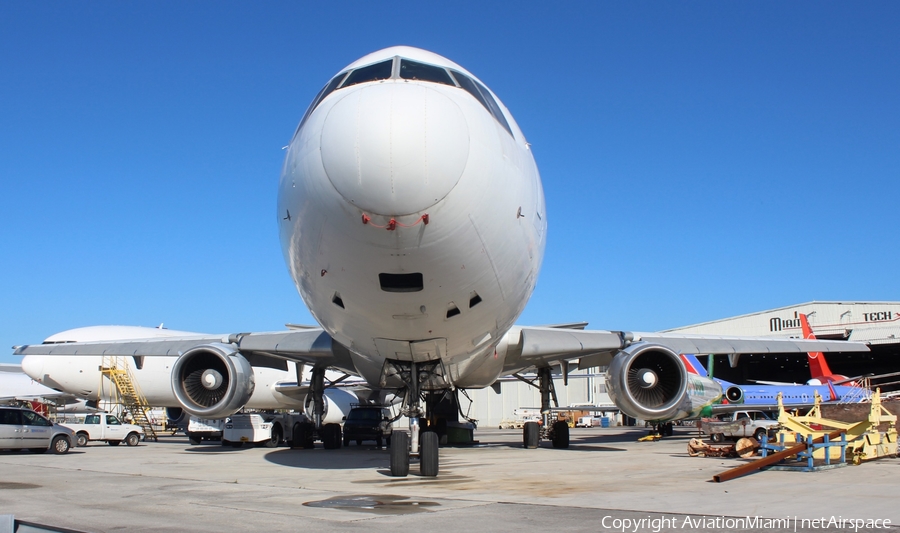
{"left": 290, "top": 422, "right": 315, "bottom": 449}
{"left": 321, "top": 423, "right": 342, "bottom": 450}
{"left": 264, "top": 426, "right": 282, "bottom": 448}
{"left": 125, "top": 433, "right": 140, "bottom": 447}
{"left": 343, "top": 436, "right": 350, "bottom": 447}
{"left": 188, "top": 433, "right": 201, "bottom": 445}
{"left": 420, "top": 431, "right": 439, "bottom": 477}
{"left": 523, "top": 421, "right": 540, "bottom": 449}
{"left": 710, "top": 433, "right": 724, "bottom": 443}
{"left": 551, "top": 421, "right": 570, "bottom": 449}
{"left": 390, "top": 431, "right": 410, "bottom": 477}
{"left": 76, "top": 433, "right": 89, "bottom": 447}
{"left": 664, "top": 423, "right": 675, "bottom": 437}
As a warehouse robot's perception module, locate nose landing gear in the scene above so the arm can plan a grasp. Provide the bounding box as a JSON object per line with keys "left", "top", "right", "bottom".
{"left": 383, "top": 360, "right": 446, "bottom": 477}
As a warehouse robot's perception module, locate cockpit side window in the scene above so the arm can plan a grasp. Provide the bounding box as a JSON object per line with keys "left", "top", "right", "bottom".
{"left": 341, "top": 59, "right": 395, "bottom": 89}
{"left": 294, "top": 71, "right": 348, "bottom": 138}
{"left": 449, "top": 70, "right": 513, "bottom": 137}
{"left": 399, "top": 59, "right": 454, "bottom": 86}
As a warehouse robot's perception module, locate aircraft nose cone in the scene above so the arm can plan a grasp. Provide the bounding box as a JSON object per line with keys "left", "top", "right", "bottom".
{"left": 320, "top": 83, "right": 470, "bottom": 216}
{"left": 21, "top": 355, "right": 44, "bottom": 382}
{"left": 202, "top": 369, "right": 224, "bottom": 390}
{"left": 638, "top": 369, "right": 658, "bottom": 389}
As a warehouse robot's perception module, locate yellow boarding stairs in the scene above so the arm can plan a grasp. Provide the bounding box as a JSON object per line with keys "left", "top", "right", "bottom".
{"left": 775, "top": 389, "right": 897, "bottom": 463}
{"left": 100, "top": 356, "right": 159, "bottom": 441}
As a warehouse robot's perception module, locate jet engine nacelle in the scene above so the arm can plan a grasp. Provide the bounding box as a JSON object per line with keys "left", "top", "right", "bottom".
{"left": 171, "top": 343, "right": 255, "bottom": 418}
{"left": 606, "top": 343, "right": 689, "bottom": 422}
{"left": 724, "top": 386, "right": 744, "bottom": 404}
{"left": 165, "top": 407, "right": 187, "bottom": 426}
{"left": 303, "top": 388, "right": 357, "bottom": 425}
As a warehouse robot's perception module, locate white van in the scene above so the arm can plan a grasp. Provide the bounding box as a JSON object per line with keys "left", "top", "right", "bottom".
{"left": 0, "top": 406, "right": 74, "bottom": 454}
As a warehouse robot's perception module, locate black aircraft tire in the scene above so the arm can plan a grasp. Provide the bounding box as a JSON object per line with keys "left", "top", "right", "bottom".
{"left": 551, "top": 421, "right": 570, "bottom": 449}
{"left": 322, "top": 423, "right": 342, "bottom": 450}
{"left": 291, "top": 422, "right": 315, "bottom": 449}
{"left": 390, "top": 431, "right": 410, "bottom": 477}
{"left": 420, "top": 431, "right": 439, "bottom": 477}
{"left": 265, "top": 426, "right": 282, "bottom": 448}
{"left": 523, "top": 421, "right": 540, "bottom": 449}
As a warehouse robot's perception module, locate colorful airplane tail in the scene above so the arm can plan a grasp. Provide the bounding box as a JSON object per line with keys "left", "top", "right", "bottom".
{"left": 800, "top": 313, "right": 854, "bottom": 385}
{"left": 679, "top": 353, "right": 735, "bottom": 386}
{"left": 679, "top": 353, "right": 707, "bottom": 377}
{"left": 800, "top": 314, "right": 834, "bottom": 379}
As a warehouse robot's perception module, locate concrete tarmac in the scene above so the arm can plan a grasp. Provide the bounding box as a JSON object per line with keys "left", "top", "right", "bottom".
{"left": 1, "top": 427, "right": 898, "bottom": 532}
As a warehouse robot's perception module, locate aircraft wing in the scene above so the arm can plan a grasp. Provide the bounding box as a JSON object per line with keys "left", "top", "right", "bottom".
{"left": 13, "top": 328, "right": 349, "bottom": 370}
{"left": 501, "top": 327, "right": 870, "bottom": 375}
{"left": 273, "top": 378, "right": 376, "bottom": 401}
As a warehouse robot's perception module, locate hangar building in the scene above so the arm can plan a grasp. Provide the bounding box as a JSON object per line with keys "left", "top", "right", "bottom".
{"left": 662, "top": 301, "right": 900, "bottom": 390}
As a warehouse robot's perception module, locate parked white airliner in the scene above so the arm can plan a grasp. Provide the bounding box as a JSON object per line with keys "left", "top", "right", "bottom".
{"left": 15, "top": 46, "right": 867, "bottom": 477}
{"left": 20, "top": 325, "right": 364, "bottom": 425}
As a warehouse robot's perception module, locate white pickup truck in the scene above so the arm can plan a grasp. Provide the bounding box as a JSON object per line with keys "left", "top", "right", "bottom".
{"left": 698, "top": 410, "right": 779, "bottom": 443}
{"left": 63, "top": 413, "right": 144, "bottom": 447}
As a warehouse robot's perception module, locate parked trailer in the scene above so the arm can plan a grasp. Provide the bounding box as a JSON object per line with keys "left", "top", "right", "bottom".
{"left": 187, "top": 417, "right": 225, "bottom": 445}
{"left": 223, "top": 413, "right": 309, "bottom": 448}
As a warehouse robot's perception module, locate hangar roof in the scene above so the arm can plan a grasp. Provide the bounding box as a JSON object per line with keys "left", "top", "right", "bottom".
{"left": 664, "top": 301, "right": 900, "bottom": 345}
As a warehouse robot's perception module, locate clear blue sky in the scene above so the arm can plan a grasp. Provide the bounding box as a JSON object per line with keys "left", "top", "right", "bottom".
{"left": 2, "top": 3, "right": 898, "bottom": 364}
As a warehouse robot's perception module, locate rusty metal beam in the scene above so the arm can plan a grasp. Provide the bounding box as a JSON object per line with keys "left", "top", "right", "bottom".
{"left": 712, "top": 429, "right": 844, "bottom": 483}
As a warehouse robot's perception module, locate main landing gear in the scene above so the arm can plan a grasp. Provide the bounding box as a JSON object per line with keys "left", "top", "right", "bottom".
{"left": 290, "top": 366, "right": 343, "bottom": 450}
{"left": 385, "top": 360, "right": 443, "bottom": 477}
{"left": 520, "top": 367, "right": 570, "bottom": 450}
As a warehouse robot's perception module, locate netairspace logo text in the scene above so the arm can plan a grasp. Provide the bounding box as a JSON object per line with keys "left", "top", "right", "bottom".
{"left": 600, "top": 515, "right": 892, "bottom": 532}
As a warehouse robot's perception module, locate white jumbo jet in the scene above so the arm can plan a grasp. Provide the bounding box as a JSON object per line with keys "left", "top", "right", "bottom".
{"left": 14, "top": 46, "right": 867, "bottom": 477}
{"left": 18, "top": 325, "right": 368, "bottom": 426}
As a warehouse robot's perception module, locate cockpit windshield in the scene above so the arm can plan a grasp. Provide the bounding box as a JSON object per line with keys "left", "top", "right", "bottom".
{"left": 399, "top": 59, "right": 454, "bottom": 86}
{"left": 295, "top": 56, "right": 514, "bottom": 140}
{"left": 341, "top": 59, "right": 394, "bottom": 88}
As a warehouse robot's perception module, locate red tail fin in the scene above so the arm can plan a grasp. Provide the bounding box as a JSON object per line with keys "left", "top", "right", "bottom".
{"left": 800, "top": 314, "right": 833, "bottom": 379}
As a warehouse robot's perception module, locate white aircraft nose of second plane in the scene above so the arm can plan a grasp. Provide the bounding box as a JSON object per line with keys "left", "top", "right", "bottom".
{"left": 21, "top": 355, "right": 44, "bottom": 382}
{"left": 320, "top": 83, "right": 469, "bottom": 216}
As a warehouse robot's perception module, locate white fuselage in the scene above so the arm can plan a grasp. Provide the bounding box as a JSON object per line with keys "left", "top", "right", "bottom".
{"left": 277, "top": 46, "right": 546, "bottom": 388}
